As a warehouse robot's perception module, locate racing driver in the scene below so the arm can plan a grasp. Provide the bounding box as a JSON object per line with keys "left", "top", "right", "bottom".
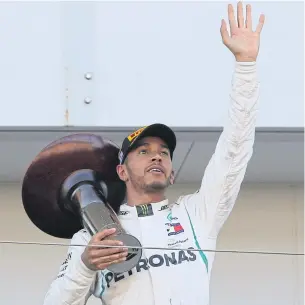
{"left": 43, "top": 2, "right": 265, "bottom": 305}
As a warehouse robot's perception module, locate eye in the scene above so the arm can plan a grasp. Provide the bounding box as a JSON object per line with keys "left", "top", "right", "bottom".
{"left": 139, "top": 149, "right": 147, "bottom": 155}
{"left": 161, "top": 151, "right": 169, "bottom": 156}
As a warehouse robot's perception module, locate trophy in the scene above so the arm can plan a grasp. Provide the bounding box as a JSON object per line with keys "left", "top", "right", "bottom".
{"left": 21, "top": 133, "right": 142, "bottom": 274}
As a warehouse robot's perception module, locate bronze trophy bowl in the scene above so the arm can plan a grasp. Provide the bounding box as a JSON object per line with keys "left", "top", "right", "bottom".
{"left": 21, "top": 133, "right": 126, "bottom": 239}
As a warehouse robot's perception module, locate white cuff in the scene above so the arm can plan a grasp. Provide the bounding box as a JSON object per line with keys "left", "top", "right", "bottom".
{"left": 235, "top": 61, "right": 257, "bottom": 72}
{"left": 234, "top": 62, "right": 257, "bottom": 81}
{"left": 75, "top": 255, "right": 97, "bottom": 279}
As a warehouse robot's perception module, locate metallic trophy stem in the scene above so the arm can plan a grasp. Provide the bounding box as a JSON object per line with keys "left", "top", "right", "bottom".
{"left": 71, "top": 183, "right": 124, "bottom": 235}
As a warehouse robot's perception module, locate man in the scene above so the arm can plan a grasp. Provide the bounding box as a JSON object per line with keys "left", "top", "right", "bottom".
{"left": 43, "top": 2, "right": 265, "bottom": 305}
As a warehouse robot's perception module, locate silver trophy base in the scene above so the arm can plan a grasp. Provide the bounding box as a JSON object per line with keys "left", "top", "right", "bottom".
{"left": 107, "top": 233, "right": 142, "bottom": 274}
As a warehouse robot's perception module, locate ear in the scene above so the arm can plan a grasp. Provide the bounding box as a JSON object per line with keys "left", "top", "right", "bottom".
{"left": 169, "top": 170, "right": 175, "bottom": 185}
{"left": 116, "top": 164, "right": 129, "bottom": 182}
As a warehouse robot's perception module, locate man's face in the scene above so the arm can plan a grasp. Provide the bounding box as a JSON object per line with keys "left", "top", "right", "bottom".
{"left": 117, "top": 136, "right": 174, "bottom": 193}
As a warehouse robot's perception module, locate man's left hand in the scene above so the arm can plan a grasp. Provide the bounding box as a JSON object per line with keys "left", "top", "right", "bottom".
{"left": 220, "top": 2, "right": 265, "bottom": 62}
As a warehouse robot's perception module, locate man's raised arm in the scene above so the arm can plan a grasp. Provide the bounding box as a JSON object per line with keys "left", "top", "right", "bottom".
{"left": 183, "top": 3, "right": 265, "bottom": 238}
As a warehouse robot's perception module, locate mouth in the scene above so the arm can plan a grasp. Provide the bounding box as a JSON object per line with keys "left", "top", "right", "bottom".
{"left": 147, "top": 166, "right": 165, "bottom": 175}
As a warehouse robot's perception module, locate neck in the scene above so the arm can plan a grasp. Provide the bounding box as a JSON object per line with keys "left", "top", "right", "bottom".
{"left": 126, "top": 188, "right": 166, "bottom": 206}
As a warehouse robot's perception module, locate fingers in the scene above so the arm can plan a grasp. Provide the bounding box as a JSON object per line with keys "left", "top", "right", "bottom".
{"left": 255, "top": 14, "right": 265, "bottom": 34}
{"left": 237, "top": 1, "right": 244, "bottom": 28}
{"left": 94, "top": 256, "right": 128, "bottom": 271}
{"left": 93, "top": 250, "right": 128, "bottom": 265}
{"left": 89, "top": 240, "right": 127, "bottom": 257}
{"left": 227, "top": 3, "right": 264, "bottom": 34}
{"left": 227, "top": 3, "right": 237, "bottom": 32}
{"left": 97, "top": 260, "right": 124, "bottom": 270}
{"left": 85, "top": 232, "right": 129, "bottom": 270}
{"left": 245, "top": 4, "right": 252, "bottom": 30}
{"left": 220, "top": 19, "right": 230, "bottom": 45}
{"left": 89, "top": 243, "right": 129, "bottom": 270}
{"left": 228, "top": 2, "right": 244, "bottom": 30}
{"left": 93, "top": 228, "right": 117, "bottom": 241}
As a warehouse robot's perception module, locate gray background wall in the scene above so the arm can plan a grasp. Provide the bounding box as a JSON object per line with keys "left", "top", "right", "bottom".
{"left": 0, "top": 183, "right": 303, "bottom": 305}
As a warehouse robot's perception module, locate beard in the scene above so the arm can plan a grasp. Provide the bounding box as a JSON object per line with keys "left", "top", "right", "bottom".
{"left": 142, "top": 178, "right": 171, "bottom": 193}
{"left": 127, "top": 169, "right": 171, "bottom": 194}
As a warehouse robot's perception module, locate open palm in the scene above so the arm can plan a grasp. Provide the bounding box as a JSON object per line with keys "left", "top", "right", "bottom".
{"left": 221, "top": 2, "right": 265, "bottom": 62}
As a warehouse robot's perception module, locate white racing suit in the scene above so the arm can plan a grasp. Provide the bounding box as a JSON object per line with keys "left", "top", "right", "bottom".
{"left": 43, "top": 62, "right": 260, "bottom": 305}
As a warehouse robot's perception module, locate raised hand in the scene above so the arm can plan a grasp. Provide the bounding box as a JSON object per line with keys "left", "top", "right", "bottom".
{"left": 220, "top": 2, "right": 265, "bottom": 62}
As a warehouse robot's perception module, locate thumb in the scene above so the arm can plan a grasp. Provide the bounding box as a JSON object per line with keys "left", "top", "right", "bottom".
{"left": 220, "top": 19, "right": 230, "bottom": 45}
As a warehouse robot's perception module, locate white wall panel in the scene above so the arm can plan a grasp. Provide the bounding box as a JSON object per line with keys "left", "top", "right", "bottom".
{"left": 0, "top": 2, "right": 303, "bottom": 128}
{"left": 0, "top": 183, "right": 303, "bottom": 305}
{"left": 0, "top": 2, "right": 66, "bottom": 126}
{"left": 72, "top": 2, "right": 304, "bottom": 128}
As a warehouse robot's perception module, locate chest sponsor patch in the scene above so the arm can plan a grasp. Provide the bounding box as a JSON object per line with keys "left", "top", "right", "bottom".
{"left": 103, "top": 247, "right": 197, "bottom": 289}
{"left": 158, "top": 204, "right": 168, "bottom": 211}
{"left": 168, "top": 237, "right": 189, "bottom": 247}
{"left": 118, "top": 210, "right": 130, "bottom": 216}
{"left": 166, "top": 222, "right": 184, "bottom": 236}
{"left": 57, "top": 252, "right": 72, "bottom": 278}
{"left": 136, "top": 204, "right": 153, "bottom": 217}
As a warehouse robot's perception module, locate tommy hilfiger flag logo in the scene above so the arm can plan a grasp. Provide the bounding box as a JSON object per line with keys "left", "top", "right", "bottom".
{"left": 166, "top": 222, "right": 184, "bottom": 236}
{"left": 166, "top": 211, "right": 184, "bottom": 236}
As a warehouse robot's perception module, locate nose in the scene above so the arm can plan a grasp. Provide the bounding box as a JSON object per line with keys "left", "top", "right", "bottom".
{"left": 151, "top": 152, "right": 162, "bottom": 162}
